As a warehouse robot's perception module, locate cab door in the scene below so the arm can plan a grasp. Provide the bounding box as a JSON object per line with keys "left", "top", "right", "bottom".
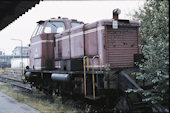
{"left": 30, "top": 21, "right": 45, "bottom": 70}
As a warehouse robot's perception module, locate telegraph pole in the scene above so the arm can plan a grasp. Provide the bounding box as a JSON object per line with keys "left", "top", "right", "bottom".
{"left": 0, "top": 48, "right": 5, "bottom": 68}
{"left": 11, "top": 39, "right": 23, "bottom": 80}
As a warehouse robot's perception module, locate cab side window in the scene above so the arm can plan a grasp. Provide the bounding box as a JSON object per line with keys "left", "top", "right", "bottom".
{"left": 36, "top": 24, "right": 44, "bottom": 35}
{"left": 71, "top": 22, "right": 84, "bottom": 28}
{"left": 31, "top": 23, "right": 44, "bottom": 37}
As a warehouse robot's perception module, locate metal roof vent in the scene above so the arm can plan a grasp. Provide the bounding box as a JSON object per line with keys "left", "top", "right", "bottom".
{"left": 62, "top": 17, "right": 68, "bottom": 19}
{"left": 113, "top": 8, "right": 121, "bottom": 20}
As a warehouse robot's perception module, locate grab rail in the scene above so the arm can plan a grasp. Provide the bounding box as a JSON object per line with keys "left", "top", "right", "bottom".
{"left": 83, "top": 56, "right": 89, "bottom": 96}
{"left": 92, "top": 55, "right": 102, "bottom": 100}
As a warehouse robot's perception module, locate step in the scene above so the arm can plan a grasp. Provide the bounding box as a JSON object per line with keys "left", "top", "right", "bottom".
{"left": 84, "top": 95, "right": 102, "bottom": 100}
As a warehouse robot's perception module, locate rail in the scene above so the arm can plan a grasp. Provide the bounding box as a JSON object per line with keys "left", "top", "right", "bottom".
{"left": 0, "top": 75, "right": 32, "bottom": 92}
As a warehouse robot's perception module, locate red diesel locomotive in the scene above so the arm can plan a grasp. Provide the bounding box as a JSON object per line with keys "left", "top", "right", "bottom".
{"left": 24, "top": 9, "right": 143, "bottom": 109}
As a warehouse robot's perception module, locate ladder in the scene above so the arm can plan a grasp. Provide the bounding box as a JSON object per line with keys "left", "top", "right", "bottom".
{"left": 83, "top": 55, "right": 102, "bottom": 100}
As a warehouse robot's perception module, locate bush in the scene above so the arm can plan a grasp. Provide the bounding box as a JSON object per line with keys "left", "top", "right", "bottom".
{"left": 132, "top": 0, "right": 169, "bottom": 105}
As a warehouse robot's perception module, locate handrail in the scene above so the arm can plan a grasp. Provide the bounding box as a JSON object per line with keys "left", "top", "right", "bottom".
{"left": 92, "top": 55, "right": 102, "bottom": 100}
{"left": 83, "top": 56, "right": 89, "bottom": 96}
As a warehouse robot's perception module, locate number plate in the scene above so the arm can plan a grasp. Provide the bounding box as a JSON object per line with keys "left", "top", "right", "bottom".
{"left": 112, "top": 19, "right": 118, "bottom": 29}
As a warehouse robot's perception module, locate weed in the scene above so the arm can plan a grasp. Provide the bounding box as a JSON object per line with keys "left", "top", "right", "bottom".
{"left": 0, "top": 82, "right": 81, "bottom": 113}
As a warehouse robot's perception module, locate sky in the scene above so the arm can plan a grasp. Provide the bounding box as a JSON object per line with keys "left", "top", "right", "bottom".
{"left": 0, "top": 0, "right": 145, "bottom": 55}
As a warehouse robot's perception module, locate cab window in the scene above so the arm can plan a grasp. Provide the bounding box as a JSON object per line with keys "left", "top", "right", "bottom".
{"left": 44, "top": 21, "right": 65, "bottom": 34}
{"left": 71, "top": 22, "right": 83, "bottom": 28}
{"left": 31, "top": 23, "right": 44, "bottom": 37}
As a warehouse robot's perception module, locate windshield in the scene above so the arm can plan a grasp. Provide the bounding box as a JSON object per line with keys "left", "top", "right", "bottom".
{"left": 31, "top": 23, "right": 44, "bottom": 37}
{"left": 71, "top": 22, "right": 83, "bottom": 28}
{"left": 44, "top": 21, "right": 65, "bottom": 34}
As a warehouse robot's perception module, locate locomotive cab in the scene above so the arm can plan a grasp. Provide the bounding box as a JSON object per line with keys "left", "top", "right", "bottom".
{"left": 29, "top": 18, "right": 83, "bottom": 70}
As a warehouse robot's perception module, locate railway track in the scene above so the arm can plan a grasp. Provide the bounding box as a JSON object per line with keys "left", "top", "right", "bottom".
{"left": 0, "top": 74, "right": 167, "bottom": 112}
{"left": 0, "top": 75, "right": 32, "bottom": 92}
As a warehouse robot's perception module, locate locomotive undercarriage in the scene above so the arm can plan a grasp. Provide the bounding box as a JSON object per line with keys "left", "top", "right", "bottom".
{"left": 24, "top": 54, "right": 155, "bottom": 112}
{"left": 24, "top": 69, "right": 146, "bottom": 112}
{"left": 25, "top": 70, "right": 113, "bottom": 97}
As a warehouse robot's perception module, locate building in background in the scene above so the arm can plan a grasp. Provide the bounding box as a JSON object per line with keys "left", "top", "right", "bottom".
{"left": 0, "top": 46, "right": 29, "bottom": 68}
{"left": 11, "top": 46, "right": 29, "bottom": 69}
{"left": 11, "top": 58, "right": 29, "bottom": 69}
{"left": 12, "top": 46, "right": 29, "bottom": 56}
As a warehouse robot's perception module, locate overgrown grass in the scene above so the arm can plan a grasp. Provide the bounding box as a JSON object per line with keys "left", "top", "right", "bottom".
{"left": 0, "top": 69, "right": 4, "bottom": 74}
{"left": 0, "top": 82, "right": 82, "bottom": 113}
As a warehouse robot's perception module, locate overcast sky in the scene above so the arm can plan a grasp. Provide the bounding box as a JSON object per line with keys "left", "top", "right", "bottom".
{"left": 0, "top": 1, "right": 145, "bottom": 55}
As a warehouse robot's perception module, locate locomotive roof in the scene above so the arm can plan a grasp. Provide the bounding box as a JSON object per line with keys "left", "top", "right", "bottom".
{"left": 36, "top": 18, "right": 139, "bottom": 28}
{"left": 36, "top": 17, "right": 83, "bottom": 24}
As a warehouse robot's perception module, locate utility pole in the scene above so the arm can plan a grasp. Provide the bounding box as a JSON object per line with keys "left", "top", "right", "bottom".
{"left": 11, "top": 39, "right": 23, "bottom": 80}
{"left": 0, "top": 48, "right": 5, "bottom": 68}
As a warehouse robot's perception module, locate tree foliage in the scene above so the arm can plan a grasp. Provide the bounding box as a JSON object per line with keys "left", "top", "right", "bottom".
{"left": 132, "top": 0, "right": 169, "bottom": 105}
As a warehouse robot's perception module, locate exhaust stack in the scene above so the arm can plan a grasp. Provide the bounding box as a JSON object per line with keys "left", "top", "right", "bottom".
{"left": 113, "top": 8, "right": 121, "bottom": 20}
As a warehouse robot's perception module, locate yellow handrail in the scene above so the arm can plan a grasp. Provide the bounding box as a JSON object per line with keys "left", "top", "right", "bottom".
{"left": 92, "top": 55, "right": 102, "bottom": 100}
{"left": 83, "top": 56, "right": 89, "bottom": 96}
